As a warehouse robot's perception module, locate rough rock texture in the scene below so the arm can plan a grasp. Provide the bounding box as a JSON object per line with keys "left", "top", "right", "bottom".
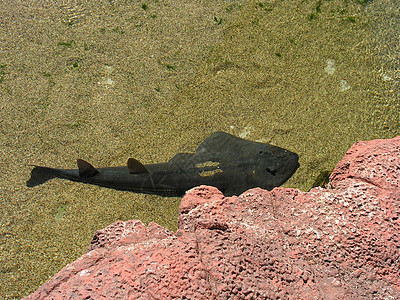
{"left": 24, "top": 136, "right": 400, "bottom": 299}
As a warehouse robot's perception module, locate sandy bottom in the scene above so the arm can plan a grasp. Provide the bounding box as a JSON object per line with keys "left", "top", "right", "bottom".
{"left": 0, "top": 0, "right": 399, "bottom": 298}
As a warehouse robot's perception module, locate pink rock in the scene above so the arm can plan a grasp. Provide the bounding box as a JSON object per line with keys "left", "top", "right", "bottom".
{"left": 24, "top": 136, "right": 400, "bottom": 299}
{"left": 330, "top": 135, "right": 400, "bottom": 190}
{"left": 179, "top": 185, "right": 225, "bottom": 214}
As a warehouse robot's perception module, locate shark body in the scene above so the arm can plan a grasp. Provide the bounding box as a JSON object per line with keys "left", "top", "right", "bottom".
{"left": 27, "top": 132, "right": 299, "bottom": 196}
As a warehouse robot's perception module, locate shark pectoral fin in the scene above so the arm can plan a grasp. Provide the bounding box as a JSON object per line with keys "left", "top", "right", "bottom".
{"left": 77, "top": 159, "right": 99, "bottom": 178}
{"left": 127, "top": 158, "right": 148, "bottom": 174}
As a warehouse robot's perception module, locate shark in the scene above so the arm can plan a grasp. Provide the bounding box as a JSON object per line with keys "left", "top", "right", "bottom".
{"left": 27, "top": 131, "right": 299, "bottom": 196}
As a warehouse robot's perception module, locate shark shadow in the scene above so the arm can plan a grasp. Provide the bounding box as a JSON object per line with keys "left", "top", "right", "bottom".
{"left": 27, "top": 131, "right": 299, "bottom": 197}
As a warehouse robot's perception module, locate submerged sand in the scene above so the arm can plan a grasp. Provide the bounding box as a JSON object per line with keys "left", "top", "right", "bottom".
{"left": 0, "top": 0, "right": 399, "bottom": 298}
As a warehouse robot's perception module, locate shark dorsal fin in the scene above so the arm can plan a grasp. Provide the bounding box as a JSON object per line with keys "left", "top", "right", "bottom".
{"left": 127, "top": 158, "right": 148, "bottom": 174}
{"left": 77, "top": 159, "right": 99, "bottom": 178}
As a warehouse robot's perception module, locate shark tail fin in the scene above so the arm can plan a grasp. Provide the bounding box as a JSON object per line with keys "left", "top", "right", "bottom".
{"left": 77, "top": 159, "right": 99, "bottom": 178}
{"left": 127, "top": 158, "right": 148, "bottom": 174}
{"left": 26, "top": 165, "right": 59, "bottom": 187}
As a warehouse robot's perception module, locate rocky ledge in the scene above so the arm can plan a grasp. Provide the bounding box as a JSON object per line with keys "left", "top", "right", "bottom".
{"left": 24, "top": 136, "right": 400, "bottom": 299}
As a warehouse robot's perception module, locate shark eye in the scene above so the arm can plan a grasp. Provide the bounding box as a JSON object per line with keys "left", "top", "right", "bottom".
{"left": 266, "top": 167, "right": 276, "bottom": 175}
{"left": 259, "top": 150, "right": 263, "bottom": 155}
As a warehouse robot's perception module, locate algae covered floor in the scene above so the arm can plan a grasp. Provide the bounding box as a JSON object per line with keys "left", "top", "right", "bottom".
{"left": 0, "top": 0, "right": 399, "bottom": 298}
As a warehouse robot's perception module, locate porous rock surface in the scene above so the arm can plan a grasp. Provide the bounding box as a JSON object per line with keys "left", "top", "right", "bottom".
{"left": 24, "top": 136, "right": 400, "bottom": 299}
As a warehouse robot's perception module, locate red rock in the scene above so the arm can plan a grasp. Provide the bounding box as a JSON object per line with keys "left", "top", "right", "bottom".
{"left": 330, "top": 135, "right": 400, "bottom": 191}
{"left": 24, "top": 136, "right": 400, "bottom": 299}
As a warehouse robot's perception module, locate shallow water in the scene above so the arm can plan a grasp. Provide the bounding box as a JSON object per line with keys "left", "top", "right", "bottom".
{"left": 0, "top": 0, "right": 399, "bottom": 298}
